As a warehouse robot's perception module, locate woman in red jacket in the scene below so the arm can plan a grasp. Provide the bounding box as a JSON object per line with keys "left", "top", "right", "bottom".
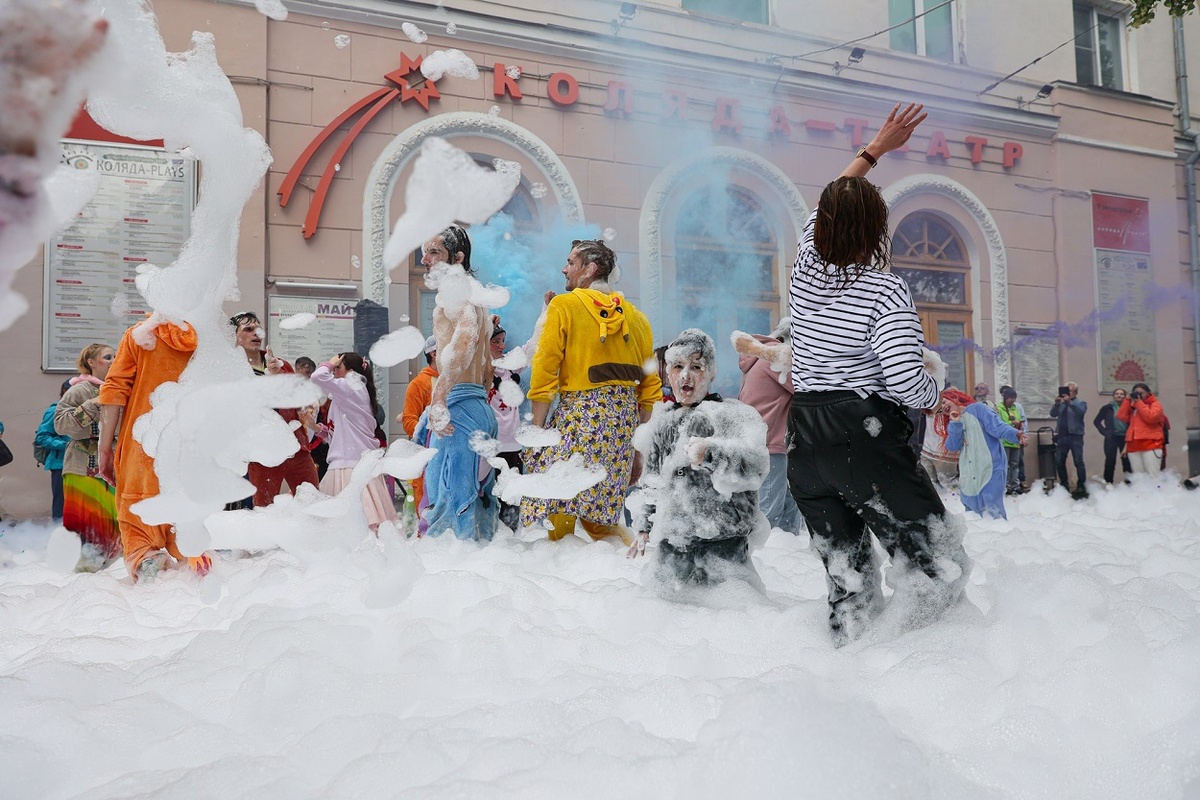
{"left": 1116, "top": 382, "right": 1166, "bottom": 474}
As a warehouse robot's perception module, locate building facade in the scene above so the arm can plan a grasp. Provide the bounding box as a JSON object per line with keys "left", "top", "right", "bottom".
{"left": 2, "top": 0, "right": 1199, "bottom": 518}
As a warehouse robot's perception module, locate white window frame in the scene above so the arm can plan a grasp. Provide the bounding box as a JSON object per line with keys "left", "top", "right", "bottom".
{"left": 891, "top": 0, "right": 959, "bottom": 60}
{"left": 1073, "top": 1, "right": 1129, "bottom": 91}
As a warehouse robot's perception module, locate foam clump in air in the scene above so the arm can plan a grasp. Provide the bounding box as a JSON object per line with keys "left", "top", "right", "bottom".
{"left": 0, "top": 0, "right": 107, "bottom": 331}
{"left": 516, "top": 423, "right": 561, "bottom": 449}
{"left": 382, "top": 137, "right": 521, "bottom": 271}
{"left": 369, "top": 325, "right": 426, "bottom": 367}
{"left": 253, "top": 0, "right": 288, "bottom": 20}
{"left": 279, "top": 312, "right": 315, "bottom": 330}
{"left": 401, "top": 22, "right": 428, "bottom": 43}
{"left": 493, "top": 454, "right": 605, "bottom": 505}
{"left": 420, "top": 49, "right": 479, "bottom": 81}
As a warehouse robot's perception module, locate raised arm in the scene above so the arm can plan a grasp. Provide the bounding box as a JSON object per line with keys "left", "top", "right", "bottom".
{"left": 838, "top": 102, "right": 927, "bottom": 179}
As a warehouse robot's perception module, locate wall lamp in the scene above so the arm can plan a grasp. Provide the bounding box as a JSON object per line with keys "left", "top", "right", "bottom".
{"left": 1019, "top": 83, "right": 1055, "bottom": 108}
{"left": 833, "top": 47, "right": 866, "bottom": 75}
{"left": 611, "top": 2, "right": 637, "bottom": 35}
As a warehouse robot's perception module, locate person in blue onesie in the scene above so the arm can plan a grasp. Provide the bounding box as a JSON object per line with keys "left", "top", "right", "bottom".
{"left": 943, "top": 388, "right": 1028, "bottom": 520}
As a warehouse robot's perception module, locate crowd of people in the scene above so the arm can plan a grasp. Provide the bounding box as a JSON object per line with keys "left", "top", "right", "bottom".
{"left": 2, "top": 102, "right": 1193, "bottom": 648}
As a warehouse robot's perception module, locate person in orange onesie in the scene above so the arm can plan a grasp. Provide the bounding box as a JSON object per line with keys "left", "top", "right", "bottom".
{"left": 98, "top": 316, "right": 211, "bottom": 581}
{"left": 399, "top": 336, "right": 439, "bottom": 511}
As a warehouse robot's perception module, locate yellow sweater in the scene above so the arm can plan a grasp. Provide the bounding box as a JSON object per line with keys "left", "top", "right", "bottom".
{"left": 528, "top": 288, "right": 661, "bottom": 411}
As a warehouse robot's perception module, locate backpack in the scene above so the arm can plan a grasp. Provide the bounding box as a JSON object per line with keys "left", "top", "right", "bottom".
{"left": 33, "top": 440, "right": 51, "bottom": 467}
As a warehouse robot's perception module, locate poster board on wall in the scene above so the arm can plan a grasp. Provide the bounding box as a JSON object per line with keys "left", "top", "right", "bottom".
{"left": 42, "top": 140, "right": 197, "bottom": 371}
{"left": 1091, "top": 193, "right": 1157, "bottom": 393}
{"left": 1012, "top": 328, "right": 1059, "bottom": 418}
{"left": 266, "top": 295, "right": 357, "bottom": 365}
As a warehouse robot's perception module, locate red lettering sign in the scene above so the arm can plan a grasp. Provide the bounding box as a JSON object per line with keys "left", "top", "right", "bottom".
{"left": 926, "top": 130, "right": 952, "bottom": 160}
{"left": 767, "top": 105, "right": 791, "bottom": 138}
{"left": 1002, "top": 141, "right": 1023, "bottom": 169}
{"left": 493, "top": 63, "right": 522, "bottom": 100}
{"left": 713, "top": 98, "right": 742, "bottom": 134}
{"left": 662, "top": 90, "right": 688, "bottom": 121}
{"left": 965, "top": 136, "right": 988, "bottom": 164}
{"left": 605, "top": 81, "right": 633, "bottom": 115}
{"left": 547, "top": 72, "right": 579, "bottom": 106}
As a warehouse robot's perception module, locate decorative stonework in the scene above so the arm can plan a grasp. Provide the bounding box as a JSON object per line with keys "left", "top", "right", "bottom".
{"left": 360, "top": 112, "right": 585, "bottom": 416}
{"left": 638, "top": 147, "right": 810, "bottom": 326}
{"left": 883, "top": 174, "right": 1011, "bottom": 387}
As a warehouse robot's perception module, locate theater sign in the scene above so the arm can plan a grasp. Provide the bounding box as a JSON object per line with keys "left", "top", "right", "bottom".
{"left": 280, "top": 51, "right": 1025, "bottom": 238}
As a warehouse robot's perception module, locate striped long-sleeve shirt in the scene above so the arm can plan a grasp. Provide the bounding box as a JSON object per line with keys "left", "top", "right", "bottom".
{"left": 788, "top": 211, "right": 940, "bottom": 410}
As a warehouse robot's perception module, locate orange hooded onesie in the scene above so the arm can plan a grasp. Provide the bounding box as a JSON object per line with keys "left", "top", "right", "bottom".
{"left": 98, "top": 320, "right": 198, "bottom": 574}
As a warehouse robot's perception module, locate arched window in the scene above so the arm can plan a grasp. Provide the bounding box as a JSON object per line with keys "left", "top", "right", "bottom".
{"left": 891, "top": 212, "right": 974, "bottom": 392}
{"left": 673, "top": 186, "right": 778, "bottom": 395}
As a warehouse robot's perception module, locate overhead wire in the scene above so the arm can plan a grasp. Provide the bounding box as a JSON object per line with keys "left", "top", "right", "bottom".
{"left": 789, "top": 0, "right": 956, "bottom": 63}
{"left": 977, "top": 5, "right": 1126, "bottom": 96}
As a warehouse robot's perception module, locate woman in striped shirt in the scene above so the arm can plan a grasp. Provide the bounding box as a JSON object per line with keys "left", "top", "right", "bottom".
{"left": 785, "top": 102, "right": 973, "bottom": 647}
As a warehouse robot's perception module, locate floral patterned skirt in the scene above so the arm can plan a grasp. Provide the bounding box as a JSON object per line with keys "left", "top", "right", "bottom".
{"left": 520, "top": 385, "right": 638, "bottom": 528}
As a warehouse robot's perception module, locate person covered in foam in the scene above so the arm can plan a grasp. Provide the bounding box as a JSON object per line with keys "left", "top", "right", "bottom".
{"left": 627, "top": 329, "right": 770, "bottom": 592}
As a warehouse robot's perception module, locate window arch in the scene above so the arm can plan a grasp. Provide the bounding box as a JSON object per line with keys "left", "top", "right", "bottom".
{"left": 891, "top": 212, "right": 974, "bottom": 392}
{"left": 672, "top": 185, "right": 779, "bottom": 395}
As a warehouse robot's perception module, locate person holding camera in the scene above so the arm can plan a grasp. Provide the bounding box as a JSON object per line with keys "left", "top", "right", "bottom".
{"left": 1049, "top": 381, "right": 1088, "bottom": 498}
{"left": 1116, "top": 382, "right": 1167, "bottom": 475}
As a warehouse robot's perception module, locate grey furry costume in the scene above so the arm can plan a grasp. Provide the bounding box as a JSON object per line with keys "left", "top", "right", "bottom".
{"left": 631, "top": 393, "right": 771, "bottom": 587}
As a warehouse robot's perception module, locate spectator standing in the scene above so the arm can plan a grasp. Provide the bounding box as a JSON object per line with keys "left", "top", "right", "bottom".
{"left": 973, "top": 382, "right": 997, "bottom": 410}
{"left": 34, "top": 382, "right": 71, "bottom": 520}
{"left": 54, "top": 343, "right": 120, "bottom": 570}
{"left": 310, "top": 352, "right": 397, "bottom": 532}
{"left": 996, "top": 387, "right": 1025, "bottom": 495}
{"left": 230, "top": 312, "right": 319, "bottom": 506}
{"left": 1050, "top": 381, "right": 1089, "bottom": 498}
{"left": 736, "top": 323, "right": 804, "bottom": 535}
{"left": 1093, "top": 388, "right": 1132, "bottom": 484}
{"left": 521, "top": 239, "right": 661, "bottom": 545}
{"left": 1117, "top": 382, "right": 1167, "bottom": 475}
{"left": 399, "top": 336, "right": 439, "bottom": 521}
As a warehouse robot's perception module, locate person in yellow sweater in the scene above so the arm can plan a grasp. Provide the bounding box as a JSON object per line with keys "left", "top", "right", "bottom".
{"left": 521, "top": 239, "right": 662, "bottom": 544}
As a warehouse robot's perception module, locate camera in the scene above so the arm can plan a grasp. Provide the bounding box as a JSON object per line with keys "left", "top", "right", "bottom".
{"left": 1131, "top": 390, "right": 1144, "bottom": 400}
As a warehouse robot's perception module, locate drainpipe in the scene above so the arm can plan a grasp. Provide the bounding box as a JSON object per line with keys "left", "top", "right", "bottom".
{"left": 1175, "top": 18, "right": 1200, "bottom": 476}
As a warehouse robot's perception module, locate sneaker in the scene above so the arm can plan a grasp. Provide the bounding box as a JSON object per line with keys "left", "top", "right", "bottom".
{"left": 1184, "top": 478, "right": 1197, "bottom": 491}
{"left": 136, "top": 550, "right": 171, "bottom": 582}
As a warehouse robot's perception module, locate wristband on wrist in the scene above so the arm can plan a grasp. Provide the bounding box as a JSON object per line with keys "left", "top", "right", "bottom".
{"left": 856, "top": 147, "right": 878, "bottom": 168}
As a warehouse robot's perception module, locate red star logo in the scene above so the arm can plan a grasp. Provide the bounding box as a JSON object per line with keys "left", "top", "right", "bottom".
{"left": 386, "top": 53, "right": 440, "bottom": 112}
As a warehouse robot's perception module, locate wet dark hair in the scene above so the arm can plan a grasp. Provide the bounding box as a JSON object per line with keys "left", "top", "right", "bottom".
{"left": 229, "top": 311, "right": 259, "bottom": 328}
{"left": 439, "top": 224, "right": 473, "bottom": 275}
{"left": 571, "top": 239, "right": 617, "bottom": 281}
{"left": 339, "top": 352, "right": 379, "bottom": 418}
{"left": 294, "top": 356, "right": 316, "bottom": 372}
{"left": 813, "top": 176, "right": 890, "bottom": 279}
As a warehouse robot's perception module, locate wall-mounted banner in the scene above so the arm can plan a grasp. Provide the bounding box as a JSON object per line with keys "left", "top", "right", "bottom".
{"left": 266, "top": 295, "right": 357, "bottom": 365}
{"left": 1092, "top": 193, "right": 1155, "bottom": 393}
{"left": 43, "top": 140, "right": 197, "bottom": 371}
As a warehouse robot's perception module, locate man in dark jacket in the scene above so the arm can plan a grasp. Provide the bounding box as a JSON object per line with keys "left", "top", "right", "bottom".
{"left": 1092, "top": 388, "right": 1131, "bottom": 485}
{"left": 1050, "top": 381, "right": 1088, "bottom": 498}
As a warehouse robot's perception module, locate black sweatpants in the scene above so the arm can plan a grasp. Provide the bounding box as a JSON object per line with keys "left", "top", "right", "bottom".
{"left": 787, "top": 391, "right": 951, "bottom": 642}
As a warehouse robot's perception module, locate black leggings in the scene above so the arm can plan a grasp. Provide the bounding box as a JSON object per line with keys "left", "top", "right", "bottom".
{"left": 787, "top": 392, "right": 950, "bottom": 635}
